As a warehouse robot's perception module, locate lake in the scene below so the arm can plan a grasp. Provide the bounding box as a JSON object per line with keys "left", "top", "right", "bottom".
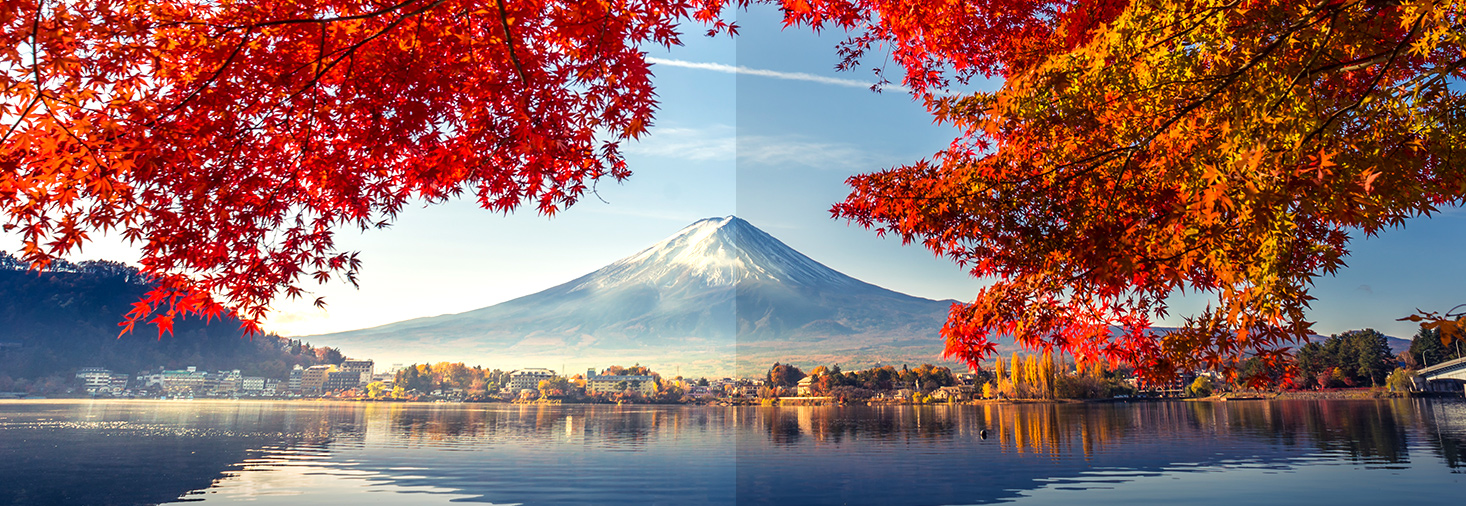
{"left": 1, "top": 399, "right": 1463, "bottom": 505}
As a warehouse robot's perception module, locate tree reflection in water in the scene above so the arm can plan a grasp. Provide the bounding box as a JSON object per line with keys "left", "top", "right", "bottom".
{"left": 745, "top": 399, "right": 1466, "bottom": 466}
{"left": 737, "top": 400, "right": 1466, "bottom": 504}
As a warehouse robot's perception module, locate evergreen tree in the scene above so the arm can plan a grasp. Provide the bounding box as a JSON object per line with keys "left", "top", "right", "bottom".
{"left": 1410, "top": 327, "right": 1453, "bottom": 368}
{"left": 1343, "top": 329, "right": 1391, "bottom": 386}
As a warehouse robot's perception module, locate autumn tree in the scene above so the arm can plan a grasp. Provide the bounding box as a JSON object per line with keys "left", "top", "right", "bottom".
{"left": 1185, "top": 376, "right": 1213, "bottom": 398}
{"left": 366, "top": 381, "right": 386, "bottom": 399}
{"left": 993, "top": 355, "right": 1008, "bottom": 394}
{"left": 798, "top": 0, "right": 1466, "bottom": 382}
{"left": 0, "top": 0, "right": 731, "bottom": 334}
{"left": 538, "top": 376, "right": 572, "bottom": 398}
{"left": 1009, "top": 354, "right": 1022, "bottom": 390}
{"left": 766, "top": 362, "right": 805, "bottom": 388}
{"left": 1039, "top": 349, "right": 1055, "bottom": 399}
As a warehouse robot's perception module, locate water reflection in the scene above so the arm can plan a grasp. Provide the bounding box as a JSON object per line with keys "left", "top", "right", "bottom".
{"left": 738, "top": 400, "right": 1466, "bottom": 505}
{"left": 0, "top": 399, "right": 1463, "bottom": 505}
{"left": 742, "top": 400, "right": 1466, "bottom": 468}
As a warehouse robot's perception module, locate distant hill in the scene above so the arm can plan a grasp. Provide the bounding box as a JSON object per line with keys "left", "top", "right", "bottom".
{"left": 306, "top": 217, "right": 976, "bottom": 377}
{"left": 0, "top": 252, "right": 344, "bottom": 383}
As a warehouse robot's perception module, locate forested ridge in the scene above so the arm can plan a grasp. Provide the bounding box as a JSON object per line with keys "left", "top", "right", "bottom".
{"left": 0, "top": 251, "right": 343, "bottom": 386}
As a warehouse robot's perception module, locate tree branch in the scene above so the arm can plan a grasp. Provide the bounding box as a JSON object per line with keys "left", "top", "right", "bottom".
{"left": 497, "top": 0, "right": 529, "bottom": 84}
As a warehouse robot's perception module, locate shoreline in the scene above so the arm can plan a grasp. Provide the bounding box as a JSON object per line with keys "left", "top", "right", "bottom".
{"left": 0, "top": 389, "right": 1442, "bottom": 407}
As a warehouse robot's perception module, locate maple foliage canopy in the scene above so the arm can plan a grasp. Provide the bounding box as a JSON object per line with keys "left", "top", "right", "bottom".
{"left": 0, "top": 0, "right": 728, "bottom": 335}
{"left": 811, "top": 0, "right": 1466, "bottom": 382}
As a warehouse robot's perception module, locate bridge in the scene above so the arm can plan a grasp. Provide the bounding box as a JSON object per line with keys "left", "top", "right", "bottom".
{"left": 1415, "top": 356, "right": 1466, "bottom": 393}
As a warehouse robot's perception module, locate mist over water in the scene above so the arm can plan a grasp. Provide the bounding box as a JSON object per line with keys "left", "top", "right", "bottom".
{"left": 1, "top": 399, "right": 1463, "bottom": 505}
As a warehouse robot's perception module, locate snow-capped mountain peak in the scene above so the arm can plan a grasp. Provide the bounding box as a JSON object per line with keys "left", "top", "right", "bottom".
{"left": 579, "top": 216, "right": 856, "bottom": 291}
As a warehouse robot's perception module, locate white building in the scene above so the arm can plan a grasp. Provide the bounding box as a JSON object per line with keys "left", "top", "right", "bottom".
{"left": 242, "top": 376, "right": 266, "bottom": 393}
{"left": 159, "top": 366, "right": 210, "bottom": 393}
{"left": 509, "top": 368, "right": 557, "bottom": 392}
{"left": 212, "top": 370, "right": 243, "bottom": 393}
{"left": 288, "top": 365, "right": 304, "bottom": 392}
{"left": 76, "top": 367, "right": 111, "bottom": 391}
{"left": 75, "top": 367, "right": 126, "bottom": 395}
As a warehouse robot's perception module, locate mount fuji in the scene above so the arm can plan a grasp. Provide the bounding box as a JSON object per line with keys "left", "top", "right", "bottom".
{"left": 306, "top": 217, "right": 971, "bottom": 376}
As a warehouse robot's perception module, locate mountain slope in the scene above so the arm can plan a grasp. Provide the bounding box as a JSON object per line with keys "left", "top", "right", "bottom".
{"left": 0, "top": 252, "right": 344, "bottom": 384}
{"left": 307, "top": 217, "right": 965, "bottom": 376}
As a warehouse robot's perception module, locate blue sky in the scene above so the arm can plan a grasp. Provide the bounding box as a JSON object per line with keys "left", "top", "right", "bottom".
{"left": 4, "top": 4, "right": 1461, "bottom": 343}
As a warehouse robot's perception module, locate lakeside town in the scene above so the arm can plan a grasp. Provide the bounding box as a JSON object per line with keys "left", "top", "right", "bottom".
{"left": 18, "top": 327, "right": 1466, "bottom": 404}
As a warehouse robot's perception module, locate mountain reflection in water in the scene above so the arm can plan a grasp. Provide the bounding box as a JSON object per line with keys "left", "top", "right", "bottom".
{"left": 0, "top": 399, "right": 1463, "bottom": 505}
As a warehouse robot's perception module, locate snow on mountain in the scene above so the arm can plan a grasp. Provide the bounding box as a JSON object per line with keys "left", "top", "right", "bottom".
{"left": 306, "top": 216, "right": 966, "bottom": 376}
{"left": 585, "top": 216, "right": 858, "bottom": 289}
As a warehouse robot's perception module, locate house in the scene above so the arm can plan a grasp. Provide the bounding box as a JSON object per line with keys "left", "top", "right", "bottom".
{"left": 931, "top": 386, "right": 974, "bottom": 401}
{"left": 796, "top": 376, "right": 816, "bottom": 396}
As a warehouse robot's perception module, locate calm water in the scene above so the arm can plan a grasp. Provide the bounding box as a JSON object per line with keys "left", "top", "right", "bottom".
{"left": 1, "top": 399, "right": 1464, "bottom": 505}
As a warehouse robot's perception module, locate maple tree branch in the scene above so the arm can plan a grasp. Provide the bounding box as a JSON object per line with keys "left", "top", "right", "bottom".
{"left": 1132, "top": 26, "right": 1293, "bottom": 150}
{"left": 1408, "top": 55, "right": 1466, "bottom": 105}
{"left": 155, "top": 0, "right": 450, "bottom": 129}
{"left": 1140, "top": 0, "right": 1242, "bottom": 52}
{"left": 39, "top": 97, "right": 110, "bottom": 210}
{"left": 1305, "top": 50, "right": 1393, "bottom": 76}
{"left": 275, "top": 2, "right": 435, "bottom": 137}
{"left": 147, "top": 30, "right": 255, "bottom": 128}
{"left": 993, "top": 10, "right": 1335, "bottom": 194}
{"left": 173, "top": 0, "right": 434, "bottom": 31}
{"left": 1, "top": 3, "right": 46, "bottom": 147}
{"left": 284, "top": 0, "right": 447, "bottom": 104}
{"left": 1297, "top": 9, "right": 1424, "bottom": 149}
{"left": 1267, "top": 6, "right": 1343, "bottom": 113}
{"left": 497, "top": 0, "right": 529, "bottom": 84}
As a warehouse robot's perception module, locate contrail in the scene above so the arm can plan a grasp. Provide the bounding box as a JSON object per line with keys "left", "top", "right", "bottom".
{"left": 645, "top": 57, "right": 910, "bottom": 93}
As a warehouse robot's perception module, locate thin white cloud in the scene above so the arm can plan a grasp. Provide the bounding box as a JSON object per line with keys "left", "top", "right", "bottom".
{"left": 624, "top": 125, "right": 736, "bottom": 161}
{"left": 646, "top": 57, "right": 910, "bottom": 93}
{"left": 626, "top": 125, "right": 906, "bottom": 169}
{"left": 738, "top": 134, "right": 873, "bottom": 168}
{"left": 738, "top": 135, "right": 904, "bottom": 170}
